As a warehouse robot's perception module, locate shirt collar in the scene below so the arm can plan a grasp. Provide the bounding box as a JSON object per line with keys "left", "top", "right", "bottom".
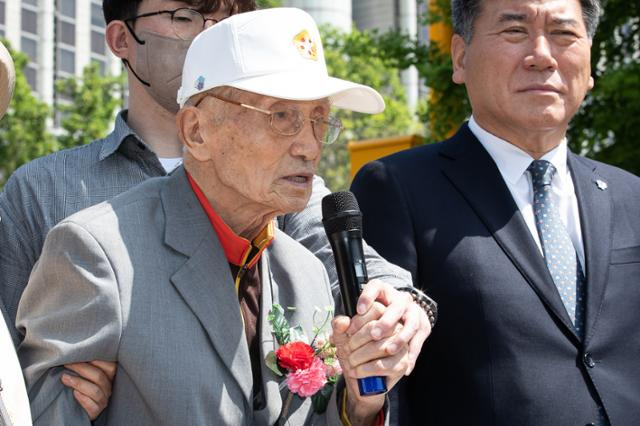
{"left": 98, "top": 110, "right": 144, "bottom": 161}
{"left": 469, "top": 115, "right": 569, "bottom": 186}
{"left": 187, "top": 172, "right": 274, "bottom": 268}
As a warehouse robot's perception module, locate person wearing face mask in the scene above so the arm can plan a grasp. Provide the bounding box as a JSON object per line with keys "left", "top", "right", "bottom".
{"left": 121, "top": 7, "right": 208, "bottom": 114}
{"left": 1, "top": 0, "right": 434, "bottom": 416}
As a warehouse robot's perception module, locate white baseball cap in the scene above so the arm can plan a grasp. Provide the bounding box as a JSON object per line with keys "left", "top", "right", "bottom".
{"left": 177, "top": 7, "right": 385, "bottom": 114}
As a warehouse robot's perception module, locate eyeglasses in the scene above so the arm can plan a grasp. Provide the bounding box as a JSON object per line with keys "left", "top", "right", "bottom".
{"left": 125, "top": 8, "right": 225, "bottom": 42}
{"left": 197, "top": 94, "right": 344, "bottom": 145}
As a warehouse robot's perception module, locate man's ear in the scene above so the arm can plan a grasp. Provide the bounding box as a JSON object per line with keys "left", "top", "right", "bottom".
{"left": 105, "top": 21, "right": 130, "bottom": 60}
{"left": 451, "top": 34, "right": 467, "bottom": 85}
{"left": 177, "top": 107, "right": 211, "bottom": 162}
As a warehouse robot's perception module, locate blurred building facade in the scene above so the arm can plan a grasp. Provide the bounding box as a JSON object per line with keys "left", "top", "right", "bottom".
{"left": 0, "top": 0, "right": 121, "bottom": 108}
{"left": 1, "top": 0, "right": 427, "bottom": 110}
{"left": 281, "top": 0, "right": 352, "bottom": 33}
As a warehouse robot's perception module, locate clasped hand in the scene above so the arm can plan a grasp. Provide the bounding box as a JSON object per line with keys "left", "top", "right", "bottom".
{"left": 331, "top": 279, "right": 432, "bottom": 425}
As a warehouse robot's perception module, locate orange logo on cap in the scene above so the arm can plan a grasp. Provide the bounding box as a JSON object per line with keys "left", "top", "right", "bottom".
{"left": 293, "top": 30, "right": 318, "bottom": 61}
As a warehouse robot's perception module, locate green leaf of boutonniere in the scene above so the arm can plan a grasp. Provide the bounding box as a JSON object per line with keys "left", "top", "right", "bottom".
{"left": 289, "top": 325, "right": 309, "bottom": 344}
{"left": 311, "top": 382, "right": 335, "bottom": 414}
{"left": 267, "top": 304, "right": 290, "bottom": 345}
{"left": 265, "top": 350, "right": 283, "bottom": 376}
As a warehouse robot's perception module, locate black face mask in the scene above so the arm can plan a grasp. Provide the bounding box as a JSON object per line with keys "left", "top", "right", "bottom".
{"left": 124, "top": 31, "right": 191, "bottom": 113}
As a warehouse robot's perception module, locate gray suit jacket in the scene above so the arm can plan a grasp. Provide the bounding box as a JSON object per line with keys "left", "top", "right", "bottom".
{"left": 0, "top": 111, "right": 411, "bottom": 346}
{"left": 17, "top": 169, "right": 344, "bottom": 425}
{"left": 352, "top": 124, "right": 640, "bottom": 424}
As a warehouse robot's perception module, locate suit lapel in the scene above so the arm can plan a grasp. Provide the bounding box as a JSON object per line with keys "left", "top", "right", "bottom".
{"left": 568, "top": 154, "right": 612, "bottom": 343}
{"left": 255, "top": 253, "right": 284, "bottom": 424}
{"left": 439, "top": 125, "right": 579, "bottom": 341}
{"left": 162, "top": 169, "right": 253, "bottom": 407}
{"left": 256, "top": 242, "right": 315, "bottom": 424}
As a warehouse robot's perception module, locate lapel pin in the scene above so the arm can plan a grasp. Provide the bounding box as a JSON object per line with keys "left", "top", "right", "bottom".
{"left": 595, "top": 179, "right": 608, "bottom": 191}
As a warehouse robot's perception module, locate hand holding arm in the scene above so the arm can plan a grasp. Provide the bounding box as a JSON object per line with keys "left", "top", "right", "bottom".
{"left": 353, "top": 279, "right": 431, "bottom": 373}
{"left": 331, "top": 300, "right": 417, "bottom": 426}
{"left": 62, "top": 360, "right": 117, "bottom": 420}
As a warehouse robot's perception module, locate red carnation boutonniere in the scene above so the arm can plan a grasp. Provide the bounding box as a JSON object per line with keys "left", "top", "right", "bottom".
{"left": 265, "top": 304, "right": 341, "bottom": 415}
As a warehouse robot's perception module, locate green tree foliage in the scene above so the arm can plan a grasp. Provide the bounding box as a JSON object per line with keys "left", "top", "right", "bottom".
{"left": 0, "top": 43, "right": 123, "bottom": 188}
{"left": 413, "top": 0, "right": 469, "bottom": 142}
{"left": 320, "top": 25, "right": 418, "bottom": 191}
{"left": 0, "top": 41, "right": 57, "bottom": 186}
{"left": 348, "top": 0, "right": 469, "bottom": 143}
{"left": 56, "top": 63, "right": 124, "bottom": 150}
{"left": 256, "top": 0, "right": 281, "bottom": 8}
{"left": 568, "top": 0, "right": 640, "bottom": 175}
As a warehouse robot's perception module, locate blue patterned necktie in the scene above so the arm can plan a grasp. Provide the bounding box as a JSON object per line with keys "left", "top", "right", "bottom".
{"left": 528, "top": 160, "right": 586, "bottom": 337}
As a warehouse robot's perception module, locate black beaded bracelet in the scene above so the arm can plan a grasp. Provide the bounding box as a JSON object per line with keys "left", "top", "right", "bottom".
{"left": 397, "top": 286, "right": 438, "bottom": 329}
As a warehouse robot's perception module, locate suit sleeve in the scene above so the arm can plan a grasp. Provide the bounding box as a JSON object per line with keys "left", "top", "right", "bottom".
{"left": 279, "top": 175, "right": 413, "bottom": 306}
{"left": 16, "top": 221, "right": 122, "bottom": 426}
{"left": 351, "top": 160, "right": 419, "bottom": 284}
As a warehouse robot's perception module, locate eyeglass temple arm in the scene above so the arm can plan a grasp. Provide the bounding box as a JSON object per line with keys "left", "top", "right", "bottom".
{"left": 123, "top": 19, "right": 147, "bottom": 45}
{"left": 236, "top": 103, "right": 272, "bottom": 115}
{"left": 207, "top": 94, "right": 339, "bottom": 128}
{"left": 234, "top": 100, "right": 338, "bottom": 128}
{"left": 124, "top": 10, "right": 178, "bottom": 45}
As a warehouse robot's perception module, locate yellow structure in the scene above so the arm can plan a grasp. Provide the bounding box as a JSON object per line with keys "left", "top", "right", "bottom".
{"left": 428, "top": 0, "right": 456, "bottom": 139}
{"left": 347, "top": 135, "right": 423, "bottom": 178}
{"left": 346, "top": 1, "right": 454, "bottom": 180}
{"left": 428, "top": 2, "right": 453, "bottom": 53}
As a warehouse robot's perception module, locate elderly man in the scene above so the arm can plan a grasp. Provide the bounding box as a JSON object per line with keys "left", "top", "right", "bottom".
{"left": 352, "top": 0, "right": 640, "bottom": 425}
{"left": 0, "top": 0, "right": 430, "bottom": 388}
{"left": 17, "top": 8, "right": 418, "bottom": 425}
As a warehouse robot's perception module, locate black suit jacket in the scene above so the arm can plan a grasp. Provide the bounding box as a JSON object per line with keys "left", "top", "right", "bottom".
{"left": 351, "top": 124, "right": 640, "bottom": 425}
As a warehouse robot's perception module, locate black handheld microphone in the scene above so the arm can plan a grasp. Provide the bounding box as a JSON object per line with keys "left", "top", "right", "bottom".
{"left": 321, "top": 190, "right": 387, "bottom": 396}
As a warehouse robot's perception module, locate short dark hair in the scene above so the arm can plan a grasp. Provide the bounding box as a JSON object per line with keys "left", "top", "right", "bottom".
{"left": 103, "top": 0, "right": 257, "bottom": 25}
{"left": 451, "top": 0, "right": 602, "bottom": 43}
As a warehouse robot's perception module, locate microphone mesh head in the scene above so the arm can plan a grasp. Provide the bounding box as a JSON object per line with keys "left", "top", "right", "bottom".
{"left": 321, "top": 191, "right": 362, "bottom": 234}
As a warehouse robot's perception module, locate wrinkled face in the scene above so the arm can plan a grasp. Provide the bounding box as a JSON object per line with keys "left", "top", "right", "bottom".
{"left": 194, "top": 90, "right": 326, "bottom": 215}
{"left": 452, "top": 0, "right": 594, "bottom": 140}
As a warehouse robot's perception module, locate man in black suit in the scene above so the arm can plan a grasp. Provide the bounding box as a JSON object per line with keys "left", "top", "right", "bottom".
{"left": 351, "top": 0, "right": 640, "bottom": 424}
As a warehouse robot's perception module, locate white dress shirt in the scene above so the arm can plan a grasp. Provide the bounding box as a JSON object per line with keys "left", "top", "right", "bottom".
{"left": 158, "top": 157, "right": 183, "bottom": 173}
{"left": 469, "top": 116, "right": 585, "bottom": 268}
{"left": 0, "top": 316, "right": 32, "bottom": 426}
